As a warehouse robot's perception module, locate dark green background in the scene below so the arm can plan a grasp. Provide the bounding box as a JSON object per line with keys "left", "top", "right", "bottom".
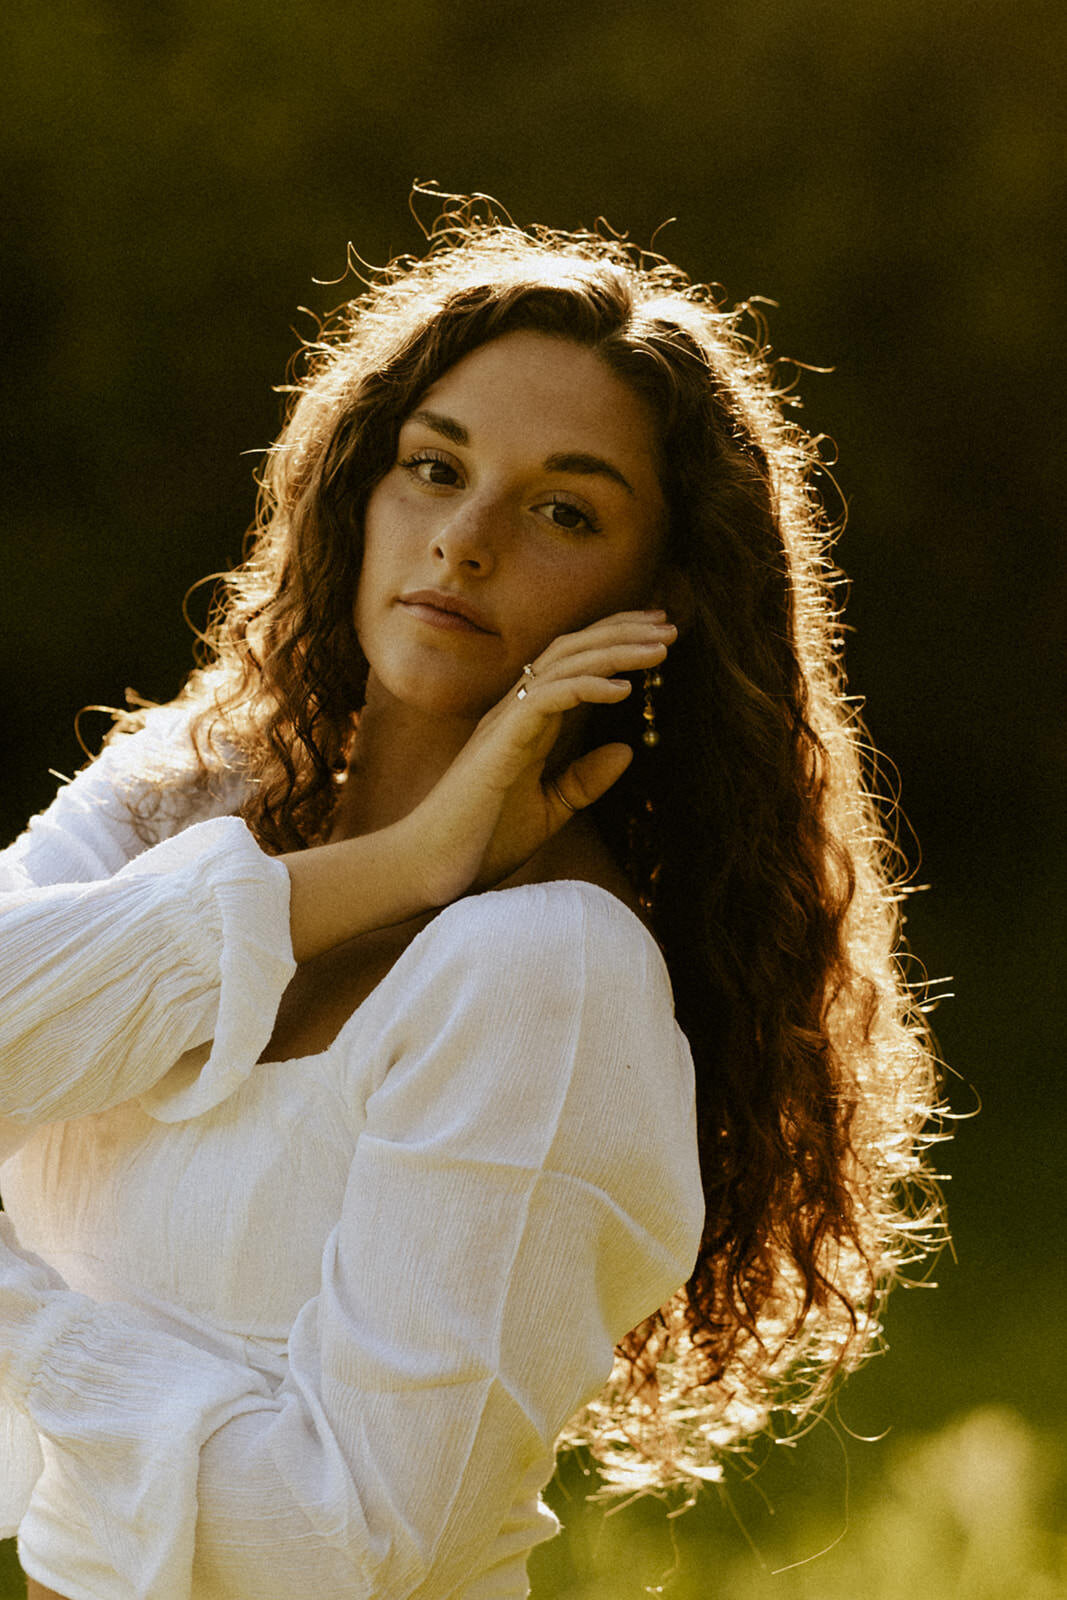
{"left": 2, "top": 2, "right": 1063, "bottom": 1593}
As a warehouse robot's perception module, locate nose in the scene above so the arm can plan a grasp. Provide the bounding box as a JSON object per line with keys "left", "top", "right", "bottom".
{"left": 430, "top": 494, "right": 501, "bottom": 575}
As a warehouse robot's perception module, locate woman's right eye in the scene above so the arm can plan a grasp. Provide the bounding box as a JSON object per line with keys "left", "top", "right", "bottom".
{"left": 400, "top": 451, "right": 460, "bottom": 487}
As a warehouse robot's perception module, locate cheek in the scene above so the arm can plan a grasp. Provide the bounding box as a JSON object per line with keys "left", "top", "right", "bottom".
{"left": 359, "top": 485, "right": 391, "bottom": 562}
{"left": 559, "top": 554, "right": 660, "bottom": 625}
{"left": 355, "top": 488, "right": 403, "bottom": 597}
{"left": 353, "top": 528, "right": 387, "bottom": 639}
{"left": 507, "top": 568, "right": 649, "bottom": 660}
{"left": 360, "top": 477, "right": 441, "bottom": 574}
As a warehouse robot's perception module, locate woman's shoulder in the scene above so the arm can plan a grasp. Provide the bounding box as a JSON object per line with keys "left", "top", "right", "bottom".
{"left": 383, "top": 870, "right": 681, "bottom": 1081}
{"left": 435, "top": 876, "right": 668, "bottom": 985}
{"left": 386, "top": 804, "right": 667, "bottom": 1009}
{"left": 89, "top": 701, "right": 247, "bottom": 824}
{"left": 344, "top": 873, "right": 700, "bottom": 1260}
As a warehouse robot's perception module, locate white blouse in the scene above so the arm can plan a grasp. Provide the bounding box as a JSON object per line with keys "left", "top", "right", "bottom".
{"left": 0, "top": 709, "right": 704, "bottom": 1600}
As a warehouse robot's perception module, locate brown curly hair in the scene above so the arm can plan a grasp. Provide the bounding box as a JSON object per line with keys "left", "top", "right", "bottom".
{"left": 110, "top": 201, "right": 946, "bottom": 1493}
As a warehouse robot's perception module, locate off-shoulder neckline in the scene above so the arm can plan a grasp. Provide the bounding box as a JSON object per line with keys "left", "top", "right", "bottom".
{"left": 266, "top": 877, "right": 666, "bottom": 1073}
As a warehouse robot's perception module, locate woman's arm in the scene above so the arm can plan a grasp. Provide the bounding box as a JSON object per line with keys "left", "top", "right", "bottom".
{"left": 0, "top": 816, "right": 296, "bottom": 1149}
{"left": 3, "top": 886, "right": 703, "bottom": 1600}
{"left": 0, "top": 707, "right": 291, "bottom": 1147}
{"left": 24, "top": 1577, "right": 61, "bottom": 1600}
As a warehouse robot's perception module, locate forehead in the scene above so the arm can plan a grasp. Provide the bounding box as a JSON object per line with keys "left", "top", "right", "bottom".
{"left": 415, "top": 330, "right": 662, "bottom": 486}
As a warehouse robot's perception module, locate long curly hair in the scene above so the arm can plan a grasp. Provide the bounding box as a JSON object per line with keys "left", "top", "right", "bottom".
{"left": 110, "top": 201, "right": 946, "bottom": 1493}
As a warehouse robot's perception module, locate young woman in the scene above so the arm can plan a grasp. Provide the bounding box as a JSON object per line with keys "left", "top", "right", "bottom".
{"left": 0, "top": 210, "right": 942, "bottom": 1600}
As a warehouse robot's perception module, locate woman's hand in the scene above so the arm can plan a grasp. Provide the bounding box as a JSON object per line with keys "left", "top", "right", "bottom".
{"left": 402, "top": 610, "right": 676, "bottom": 907}
{"left": 284, "top": 610, "right": 674, "bottom": 961}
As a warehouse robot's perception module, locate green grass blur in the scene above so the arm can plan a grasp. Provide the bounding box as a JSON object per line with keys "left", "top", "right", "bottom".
{"left": 534, "top": 1407, "right": 1067, "bottom": 1599}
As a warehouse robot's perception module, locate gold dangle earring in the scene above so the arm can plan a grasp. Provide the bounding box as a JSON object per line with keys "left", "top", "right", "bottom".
{"left": 641, "top": 668, "right": 662, "bottom": 747}
{"left": 630, "top": 667, "right": 663, "bottom": 917}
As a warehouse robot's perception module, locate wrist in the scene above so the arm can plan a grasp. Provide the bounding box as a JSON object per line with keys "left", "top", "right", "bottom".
{"left": 282, "top": 817, "right": 438, "bottom": 963}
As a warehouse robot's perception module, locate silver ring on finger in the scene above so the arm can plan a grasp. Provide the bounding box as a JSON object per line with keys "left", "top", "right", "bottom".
{"left": 548, "top": 777, "right": 578, "bottom": 814}
{"left": 516, "top": 663, "right": 537, "bottom": 701}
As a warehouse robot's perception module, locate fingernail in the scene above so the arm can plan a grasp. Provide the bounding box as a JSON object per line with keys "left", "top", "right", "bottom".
{"left": 643, "top": 608, "right": 667, "bottom": 619}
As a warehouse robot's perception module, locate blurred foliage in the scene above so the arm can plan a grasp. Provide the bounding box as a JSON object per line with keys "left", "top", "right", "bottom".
{"left": 1, "top": 0, "right": 1064, "bottom": 1589}
{"left": 532, "top": 1407, "right": 1067, "bottom": 1599}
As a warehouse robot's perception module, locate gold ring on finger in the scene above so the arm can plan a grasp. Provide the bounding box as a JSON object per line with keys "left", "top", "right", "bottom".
{"left": 548, "top": 777, "right": 577, "bottom": 814}
{"left": 516, "top": 663, "right": 537, "bottom": 701}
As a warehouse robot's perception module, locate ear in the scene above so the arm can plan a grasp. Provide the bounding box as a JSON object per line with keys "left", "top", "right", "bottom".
{"left": 649, "top": 564, "right": 697, "bottom": 636}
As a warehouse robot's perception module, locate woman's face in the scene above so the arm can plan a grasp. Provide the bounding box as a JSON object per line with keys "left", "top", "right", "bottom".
{"left": 355, "top": 329, "right": 671, "bottom": 720}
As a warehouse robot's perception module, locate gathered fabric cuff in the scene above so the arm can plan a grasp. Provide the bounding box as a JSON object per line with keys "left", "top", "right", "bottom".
{"left": 116, "top": 817, "right": 298, "bottom": 1123}
{"left": 0, "top": 815, "right": 295, "bottom": 1156}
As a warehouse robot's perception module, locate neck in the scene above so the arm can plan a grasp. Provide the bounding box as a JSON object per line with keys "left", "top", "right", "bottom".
{"left": 324, "top": 676, "right": 612, "bottom": 899}
{"left": 327, "top": 679, "right": 479, "bottom": 842}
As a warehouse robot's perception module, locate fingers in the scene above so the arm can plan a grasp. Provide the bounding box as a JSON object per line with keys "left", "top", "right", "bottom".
{"left": 538, "top": 611, "right": 676, "bottom": 665}
{"left": 508, "top": 675, "right": 632, "bottom": 724}
{"left": 521, "top": 615, "right": 676, "bottom": 695}
{"left": 498, "top": 615, "right": 674, "bottom": 737}
{"left": 551, "top": 743, "right": 634, "bottom": 816}
{"left": 537, "top": 636, "right": 672, "bottom": 685}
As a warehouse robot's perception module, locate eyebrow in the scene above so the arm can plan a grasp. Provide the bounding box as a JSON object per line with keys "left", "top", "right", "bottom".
{"left": 407, "top": 409, "right": 636, "bottom": 498}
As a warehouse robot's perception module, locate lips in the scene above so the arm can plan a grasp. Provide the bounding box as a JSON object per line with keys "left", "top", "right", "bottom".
{"left": 397, "top": 589, "right": 497, "bottom": 633}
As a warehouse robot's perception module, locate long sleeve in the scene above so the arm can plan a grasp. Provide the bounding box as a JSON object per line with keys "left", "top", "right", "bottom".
{"left": 0, "top": 817, "right": 296, "bottom": 1150}
{"left": 0, "top": 711, "right": 295, "bottom": 1153}
{"left": 2, "top": 884, "right": 704, "bottom": 1600}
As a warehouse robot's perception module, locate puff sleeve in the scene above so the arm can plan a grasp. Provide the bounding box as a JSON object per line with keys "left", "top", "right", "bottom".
{"left": 2, "top": 884, "right": 704, "bottom": 1600}
{"left": 0, "top": 713, "right": 296, "bottom": 1152}
{"left": 0, "top": 817, "right": 296, "bottom": 1149}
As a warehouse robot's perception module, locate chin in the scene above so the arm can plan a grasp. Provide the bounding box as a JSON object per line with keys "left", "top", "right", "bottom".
{"left": 384, "top": 668, "right": 501, "bottom": 723}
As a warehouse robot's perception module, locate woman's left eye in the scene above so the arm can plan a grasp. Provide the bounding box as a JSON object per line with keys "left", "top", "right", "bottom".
{"left": 539, "top": 497, "right": 601, "bottom": 535}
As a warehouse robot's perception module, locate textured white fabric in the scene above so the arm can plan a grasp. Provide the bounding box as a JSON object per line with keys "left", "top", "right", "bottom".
{"left": 0, "top": 713, "right": 704, "bottom": 1600}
